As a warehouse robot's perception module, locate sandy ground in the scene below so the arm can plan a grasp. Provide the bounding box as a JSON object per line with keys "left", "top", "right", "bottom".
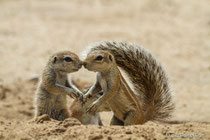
{"left": 0, "top": 0, "right": 210, "bottom": 139}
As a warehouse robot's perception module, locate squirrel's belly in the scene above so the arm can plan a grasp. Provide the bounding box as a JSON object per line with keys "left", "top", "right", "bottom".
{"left": 52, "top": 94, "right": 67, "bottom": 110}
{"left": 108, "top": 93, "right": 132, "bottom": 121}
{"left": 38, "top": 89, "right": 67, "bottom": 113}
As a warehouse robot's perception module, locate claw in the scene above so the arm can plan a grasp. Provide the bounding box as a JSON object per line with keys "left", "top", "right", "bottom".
{"left": 88, "top": 94, "right": 92, "bottom": 98}
{"left": 79, "top": 96, "right": 85, "bottom": 105}
{"left": 86, "top": 106, "right": 93, "bottom": 113}
{"left": 82, "top": 95, "right": 88, "bottom": 103}
{"left": 86, "top": 102, "right": 98, "bottom": 113}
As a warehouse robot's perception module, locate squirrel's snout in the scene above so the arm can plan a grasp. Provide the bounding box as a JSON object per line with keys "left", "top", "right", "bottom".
{"left": 78, "top": 61, "right": 83, "bottom": 68}
{"left": 83, "top": 62, "right": 87, "bottom": 68}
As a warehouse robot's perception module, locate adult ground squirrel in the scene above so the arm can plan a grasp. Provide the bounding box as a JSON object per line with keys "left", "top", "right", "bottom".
{"left": 34, "top": 51, "right": 83, "bottom": 121}
{"left": 82, "top": 41, "right": 174, "bottom": 125}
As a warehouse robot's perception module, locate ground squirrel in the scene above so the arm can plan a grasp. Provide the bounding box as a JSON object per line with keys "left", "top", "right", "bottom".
{"left": 82, "top": 41, "right": 174, "bottom": 125}
{"left": 69, "top": 81, "right": 110, "bottom": 125}
{"left": 34, "top": 51, "right": 83, "bottom": 121}
{"left": 69, "top": 96, "right": 105, "bottom": 125}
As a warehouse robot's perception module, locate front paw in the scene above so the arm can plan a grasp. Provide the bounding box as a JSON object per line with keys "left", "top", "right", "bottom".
{"left": 67, "top": 91, "right": 81, "bottom": 99}
{"left": 77, "top": 91, "right": 83, "bottom": 97}
{"left": 82, "top": 93, "right": 92, "bottom": 102}
{"left": 87, "top": 101, "right": 100, "bottom": 113}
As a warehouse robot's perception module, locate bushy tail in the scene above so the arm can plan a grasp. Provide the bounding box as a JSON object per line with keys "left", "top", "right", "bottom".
{"left": 87, "top": 41, "right": 174, "bottom": 121}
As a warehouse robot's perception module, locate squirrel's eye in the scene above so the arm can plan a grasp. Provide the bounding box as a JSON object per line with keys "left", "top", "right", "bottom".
{"left": 64, "top": 57, "right": 72, "bottom": 62}
{"left": 53, "top": 57, "right": 57, "bottom": 64}
{"left": 95, "top": 55, "right": 103, "bottom": 61}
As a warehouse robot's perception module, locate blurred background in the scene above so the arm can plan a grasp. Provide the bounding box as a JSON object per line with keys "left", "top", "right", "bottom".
{"left": 0, "top": 0, "right": 209, "bottom": 123}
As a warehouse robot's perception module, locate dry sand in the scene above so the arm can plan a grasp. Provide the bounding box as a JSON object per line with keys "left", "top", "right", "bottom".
{"left": 0, "top": 0, "right": 210, "bottom": 139}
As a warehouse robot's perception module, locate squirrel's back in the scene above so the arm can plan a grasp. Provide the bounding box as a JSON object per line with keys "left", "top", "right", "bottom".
{"left": 86, "top": 41, "right": 174, "bottom": 121}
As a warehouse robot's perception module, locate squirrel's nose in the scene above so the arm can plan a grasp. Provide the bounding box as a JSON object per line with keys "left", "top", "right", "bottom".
{"left": 78, "top": 61, "right": 83, "bottom": 68}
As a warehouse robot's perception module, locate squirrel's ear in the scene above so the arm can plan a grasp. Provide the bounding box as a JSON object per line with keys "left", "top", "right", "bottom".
{"left": 109, "top": 55, "right": 113, "bottom": 62}
{"left": 52, "top": 56, "right": 57, "bottom": 64}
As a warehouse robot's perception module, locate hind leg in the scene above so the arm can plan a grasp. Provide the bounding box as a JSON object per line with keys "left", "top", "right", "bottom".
{"left": 56, "top": 109, "right": 70, "bottom": 121}
{"left": 110, "top": 115, "right": 124, "bottom": 126}
{"left": 124, "top": 110, "right": 144, "bottom": 126}
{"left": 35, "top": 110, "right": 43, "bottom": 117}
{"left": 34, "top": 114, "right": 51, "bottom": 123}
{"left": 34, "top": 105, "right": 47, "bottom": 118}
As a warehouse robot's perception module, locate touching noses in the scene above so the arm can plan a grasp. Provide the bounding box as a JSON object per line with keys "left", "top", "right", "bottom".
{"left": 78, "top": 61, "right": 83, "bottom": 68}
{"left": 83, "top": 61, "right": 87, "bottom": 68}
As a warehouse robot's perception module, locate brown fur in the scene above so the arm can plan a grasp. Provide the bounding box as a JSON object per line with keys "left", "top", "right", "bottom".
{"left": 69, "top": 82, "right": 109, "bottom": 125}
{"left": 83, "top": 50, "right": 145, "bottom": 125}
{"left": 83, "top": 41, "right": 174, "bottom": 125}
{"left": 34, "top": 51, "right": 83, "bottom": 121}
{"left": 69, "top": 98, "right": 104, "bottom": 125}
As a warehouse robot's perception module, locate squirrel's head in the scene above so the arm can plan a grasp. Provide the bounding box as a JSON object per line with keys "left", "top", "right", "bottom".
{"left": 83, "top": 50, "right": 114, "bottom": 72}
{"left": 49, "top": 51, "right": 82, "bottom": 73}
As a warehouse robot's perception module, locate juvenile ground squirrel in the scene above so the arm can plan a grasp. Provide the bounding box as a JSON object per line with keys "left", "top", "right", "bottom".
{"left": 82, "top": 41, "right": 174, "bottom": 125}
{"left": 69, "top": 95, "right": 106, "bottom": 125}
{"left": 69, "top": 81, "right": 110, "bottom": 125}
{"left": 34, "top": 51, "right": 83, "bottom": 121}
